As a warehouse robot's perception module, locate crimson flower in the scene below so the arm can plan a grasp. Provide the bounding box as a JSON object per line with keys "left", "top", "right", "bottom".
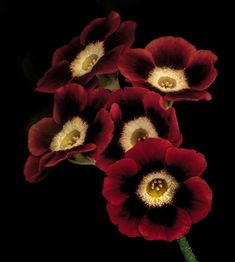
{"left": 119, "top": 36, "right": 217, "bottom": 101}
{"left": 103, "top": 138, "right": 212, "bottom": 241}
{"left": 96, "top": 87, "right": 182, "bottom": 171}
{"left": 36, "top": 11, "right": 136, "bottom": 93}
{"left": 24, "top": 84, "right": 114, "bottom": 182}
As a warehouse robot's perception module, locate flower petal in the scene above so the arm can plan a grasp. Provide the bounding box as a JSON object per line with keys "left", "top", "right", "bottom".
{"left": 53, "top": 84, "right": 88, "bottom": 124}
{"left": 110, "top": 103, "right": 123, "bottom": 122}
{"left": 80, "top": 11, "right": 121, "bottom": 45}
{"left": 119, "top": 48, "right": 155, "bottom": 81}
{"left": 146, "top": 36, "right": 196, "bottom": 69}
{"left": 28, "top": 118, "right": 61, "bottom": 156}
{"left": 143, "top": 91, "right": 182, "bottom": 146}
{"left": 185, "top": 50, "right": 218, "bottom": 90}
{"left": 86, "top": 88, "right": 109, "bottom": 111}
{"left": 184, "top": 177, "right": 212, "bottom": 223}
{"left": 107, "top": 86, "right": 146, "bottom": 108}
{"left": 107, "top": 203, "right": 141, "bottom": 237}
{"left": 165, "top": 147, "right": 207, "bottom": 180}
{"left": 96, "top": 155, "right": 118, "bottom": 172}
{"left": 24, "top": 153, "right": 53, "bottom": 183}
{"left": 44, "top": 144, "right": 96, "bottom": 168}
{"left": 36, "top": 61, "right": 72, "bottom": 93}
{"left": 103, "top": 176, "right": 129, "bottom": 205}
{"left": 105, "top": 20, "right": 137, "bottom": 50}
{"left": 125, "top": 138, "right": 173, "bottom": 168}
{"left": 139, "top": 208, "right": 191, "bottom": 241}
{"left": 106, "top": 158, "right": 139, "bottom": 178}
{"left": 86, "top": 108, "right": 114, "bottom": 157}
{"left": 165, "top": 90, "right": 212, "bottom": 102}
{"left": 92, "top": 45, "right": 124, "bottom": 75}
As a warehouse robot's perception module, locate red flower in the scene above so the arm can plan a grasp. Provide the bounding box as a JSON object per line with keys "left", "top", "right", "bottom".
{"left": 36, "top": 11, "right": 136, "bottom": 93}
{"left": 24, "top": 84, "right": 114, "bottom": 182}
{"left": 103, "top": 138, "right": 212, "bottom": 241}
{"left": 119, "top": 36, "right": 217, "bottom": 101}
{"left": 96, "top": 87, "right": 182, "bottom": 171}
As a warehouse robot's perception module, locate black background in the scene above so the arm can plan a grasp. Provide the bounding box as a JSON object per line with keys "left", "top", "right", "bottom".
{"left": 4, "top": 0, "right": 235, "bottom": 261}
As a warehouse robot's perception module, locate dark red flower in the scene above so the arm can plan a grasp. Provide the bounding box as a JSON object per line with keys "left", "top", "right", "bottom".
{"left": 96, "top": 87, "right": 182, "bottom": 171}
{"left": 119, "top": 36, "right": 217, "bottom": 102}
{"left": 24, "top": 84, "right": 114, "bottom": 182}
{"left": 36, "top": 11, "right": 136, "bottom": 93}
{"left": 103, "top": 138, "right": 212, "bottom": 241}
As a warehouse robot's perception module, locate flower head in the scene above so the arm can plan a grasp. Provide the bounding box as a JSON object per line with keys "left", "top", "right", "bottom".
{"left": 36, "top": 11, "right": 136, "bottom": 93}
{"left": 103, "top": 138, "right": 212, "bottom": 241}
{"left": 96, "top": 87, "right": 182, "bottom": 171}
{"left": 119, "top": 36, "right": 217, "bottom": 101}
{"left": 24, "top": 84, "right": 114, "bottom": 182}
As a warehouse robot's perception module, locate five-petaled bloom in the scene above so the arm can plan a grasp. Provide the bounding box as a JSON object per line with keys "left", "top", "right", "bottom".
{"left": 119, "top": 36, "right": 217, "bottom": 101}
{"left": 36, "top": 11, "right": 136, "bottom": 93}
{"left": 24, "top": 84, "right": 114, "bottom": 182}
{"left": 103, "top": 138, "right": 212, "bottom": 241}
{"left": 96, "top": 87, "right": 182, "bottom": 171}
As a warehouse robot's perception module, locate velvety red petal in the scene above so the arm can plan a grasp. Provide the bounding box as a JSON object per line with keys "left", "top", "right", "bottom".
{"left": 28, "top": 118, "right": 61, "bottom": 156}
{"left": 105, "top": 20, "right": 137, "bottom": 50}
{"left": 107, "top": 203, "right": 141, "bottom": 237}
{"left": 118, "top": 48, "right": 155, "bottom": 81}
{"left": 165, "top": 90, "right": 212, "bottom": 102}
{"left": 87, "top": 109, "right": 114, "bottom": 158}
{"left": 24, "top": 156, "right": 41, "bottom": 183}
{"left": 185, "top": 50, "right": 218, "bottom": 90}
{"left": 110, "top": 103, "right": 123, "bottom": 122}
{"left": 139, "top": 208, "right": 192, "bottom": 241}
{"left": 143, "top": 91, "right": 182, "bottom": 146}
{"left": 86, "top": 88, "right": 109, "bottom": 111}
{"left": 36, "top": 61, "right": 72, "bottom": 93}
{"left": 146, "top": 36, "right": 196, "bottom": 69}
{"left": 167, "top": 109, "right": 183, "bottom": 146}
{"left": 52, "top": 37, "right": 83, "bottom": 65}
{"left": 96, "top": 155, "right": 116, "bottom": 172}
{"left": 52, "top": 45, "right": 70, "bottom": 65}
{"left": 53, "top": 83, "right": 88, "bottom": 124}
{"left": 165, "top": 147, "right": 207, "bottom": 179}
{"left": 24, "top": 155, "right": 50, "bottom": 183}
{"left": 184, "top": 177, "right": 212, "bottom": 223}
{"left": 92, "top": 45, "right": 124, "bottom": 75}
{"left": 106, "top": 158, "right": 139, "bottom": 178}
{"left": 83, "top": 76, "right": 98, "bottom": 90}
{"left": 123, "top": 86, "right": 148, "bottom": 102}
{"left": 125, "top": 138, "right": 173, "bottom": 168}
{"left": 80, "top": 11, "right": 120, "bottom": 45}
{"left": 44, "top": 144, "right": 96, "bottom": 167}
{"left": 103, "top": 176, "right": 129, "bottom": 205}
{"left": 107, "top": 87, "right": 147, "bottom": 109}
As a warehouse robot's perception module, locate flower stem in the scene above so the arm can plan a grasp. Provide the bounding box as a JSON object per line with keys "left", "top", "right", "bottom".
{"left": 177, "top": 237, "right": 198, "bottom": 262}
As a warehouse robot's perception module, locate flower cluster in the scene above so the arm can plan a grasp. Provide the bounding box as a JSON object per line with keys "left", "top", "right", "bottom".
{"left": 24, "top": 11, "right": 217, "bottom": 244}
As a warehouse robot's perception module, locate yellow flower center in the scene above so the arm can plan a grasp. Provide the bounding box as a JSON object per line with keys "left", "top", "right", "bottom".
{"left": 147, "top": 67, "right": 188, "bottom": 93}
{"left": 136, "top": 170, "right": 178, "bottom": 207}
{"left": 130, "top": 128, "right": 149, "bottom": 144}
{"left": 82, "top": 54, "right": 99, "bottom": 71}
{"left": 119, "top": 117, "right": 158, "bottom": 152}
{"left": 50, "top": 117, "right": 88, "bottom": 151}
{"left": 70, "top": 41, "right": 104, "bottom": 77}
{"left": 60, "top": 130, "right": 81, "bottom": 150}
{"left": 158, "top": 76, "right": 176, "bottom": 89}
{"left": 146, "top": 178, "right": 168, "bottom": 198}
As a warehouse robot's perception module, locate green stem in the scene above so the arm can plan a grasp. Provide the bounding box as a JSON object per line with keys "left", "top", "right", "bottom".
{"left": 177, "top": 237, "right": 198, "bottom": 262}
